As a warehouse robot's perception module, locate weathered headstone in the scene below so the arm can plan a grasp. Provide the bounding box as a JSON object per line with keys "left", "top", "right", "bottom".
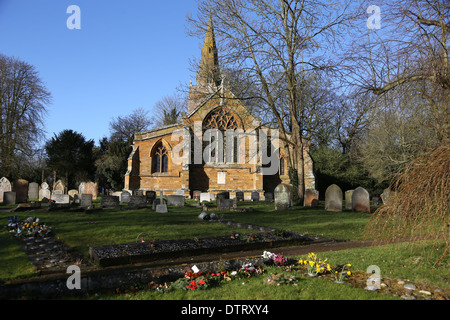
{"left": 39, "top": 182, "right": 51, "bottom": 201}
{"left": 128, "top": 195, "right": 147, "bottom": 209}
{"left": 236, "top": 192, "right": 244, "bottom": 202}
{"left": 176, "top": 189, "right": 185, "bottom": 196}
{"left": 3, "top": 192, "right": 16, "bottom": 205}
{"left": 80, "top": 194, "right": 93, "bottom": 208}
{"left": 84, "top": 181, "right": 98, "bottom": 200}
{"left": 274, "top": 183, "right": 293, "bottom": 211}
{"left": 68, "top": 189, "right": 79, "bottom": 201}
{"left": 304, "top": 189, "right": 319, "bottom": 207}
{"left": 13, "top": 179, "right": 29, "bottom": 203}
{"left": 167, "top": 195, "right": 185, "bottom": 207}
{"left": 217, "top": 197, "right": 236, "bottom": 210}
{"left": 53, "top": 180, "right": 65, "bottom": 193}
{"left": 121, "top": 191, "right": 132, "bottom": 203}
{"left": 155, "top": 192, "right": 167, "bottom": 213}
{"left": 345, "top": 190, "right": 354, "bottom": 210}
{"left": 101, "top": 196, "right": 120, "bottom": 209}
{"left": 78, "top": 182, "right": 85, "bottom": 195}
{"left": 27, "top": 182, "right": 39, "bottom": 200}
{"left": 52, "top": 194, "right": 70, "bottom": 204}
{"left": 216, "top": 192, "right": 230, "bottom": 200}
{"left": 251, "top": 191, "right": 260, "bottom": 202}
{"left": 145, "top": 191, "right": 156, "bottom": 204}
{"left": 265, "top": 192, "right": 273, "bottom": 202}
{"left": 192, "top": 190, "right": 201, "bottom": 201}
{"left": 0, "top": 177, "right": 12, "bottom": 203}
{"left": 352, "top": 187, "right": 370, "bottom": 213}
{"left": 325, "top": 184, "right": 343, "bottom": 212}
{"left": 200, "top": 192, "right": 211, "bottom": 203}
{"left": 152, "top": 198, "right": 167, "bottom": 210}
{"left": 381, "top": 188, "right": 393, "bottom": 204}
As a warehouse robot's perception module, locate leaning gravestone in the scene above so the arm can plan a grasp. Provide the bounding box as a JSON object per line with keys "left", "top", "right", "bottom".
{"left": 121, "top": 191, "right": 132, "bottom": 203}
{"left": 101, "top": 196, "right": 120, "bottom": 209}
{"left": 0, "top": 177, "right": 12, "bottom": 203}
{"left": 352, "top": 187, "right": 370, "bottom": 213}
{"left": 274, "top": 183, "right": 293, "bottom": 211}
{"left": 13, "top": 179, "right": 29, "bottom": 203}
{"left": 80, "top": 194, "right": 93, "bottom": 208}
{"left": 251, "top": 192, "right": 260, "bottom": 202}
{"left": 345, "top": 190, "right": 354, "bottom": 210}
{"left": 304, "top": 189, "right": 319, "bottom": 207}
{"left": 28, "top": 182, "right": 39, "bottom": 200}
{"left": 236, "top": 192, "right": 244, "bottom": 202}
{"left": 325, "top": 184, "right": 343, "bottom": 212}
{"left": 167, "top": 195, "right": 185, "bottom": 207}
{"left": 39, "top": 182, "right": 51, "bottom": 201}
{"left": 3, "top": 192, "right": 16, "bottom": 205}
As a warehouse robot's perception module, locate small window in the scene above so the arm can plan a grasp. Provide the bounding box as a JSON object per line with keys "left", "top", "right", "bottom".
{"left": 153, "top": 143, "right": 169, "bottom": 173}
{"left": 279, "top": 156, "right": 285, "bottom": 176}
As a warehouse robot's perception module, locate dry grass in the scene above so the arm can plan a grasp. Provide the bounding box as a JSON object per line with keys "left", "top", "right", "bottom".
{"left": 365, "top": 142, "right": 450, "bottom": 265}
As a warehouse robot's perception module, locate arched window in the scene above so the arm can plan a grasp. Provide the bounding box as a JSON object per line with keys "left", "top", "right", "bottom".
{"left": 203, "top": 107, "right": 239, "bottom": 163}
{"left": 153, "top": 142, "right": 169, "bottom": 173}
{"left": 279, "top": 156, "right": 285, "bottom": 176}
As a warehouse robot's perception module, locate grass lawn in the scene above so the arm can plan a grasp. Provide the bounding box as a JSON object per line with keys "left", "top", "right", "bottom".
{"left": 0, "top": 199, "right": 448, "bottom": 300}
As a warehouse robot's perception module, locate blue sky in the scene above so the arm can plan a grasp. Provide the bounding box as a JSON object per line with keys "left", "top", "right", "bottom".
{"left": 0, "top": 0, "right": 201, "bottom": 145}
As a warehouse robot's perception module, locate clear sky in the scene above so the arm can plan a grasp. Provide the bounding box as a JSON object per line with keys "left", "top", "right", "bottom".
{"left": 0, "top": 0, "right": 201, "bottom": 146}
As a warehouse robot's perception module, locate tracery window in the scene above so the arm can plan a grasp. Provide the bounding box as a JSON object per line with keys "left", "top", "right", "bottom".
{"left": 203, "top": 107, "right": 239, "bottom": 163}
{"left": 153, "top": 142, "right": 169, "bottom": 173}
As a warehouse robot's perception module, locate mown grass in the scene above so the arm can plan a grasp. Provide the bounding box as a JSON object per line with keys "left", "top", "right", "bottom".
{"left": 1, "top": 199, "right": 447, "bottom": 301}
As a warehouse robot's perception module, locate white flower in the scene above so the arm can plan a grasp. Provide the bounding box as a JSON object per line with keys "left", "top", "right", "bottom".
{"left": 262, "top": 251, "right": 273, "bottom": 259}
{"left": 231, "top": 271, "right": 237, "bottom": 276}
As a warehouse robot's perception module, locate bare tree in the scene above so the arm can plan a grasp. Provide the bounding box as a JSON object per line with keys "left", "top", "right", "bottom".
{"left": 109, "top": 107, "right": 153, "bottom": 143}
{"left": 188, "top": 0, "right": 354, "bottom": 202}
{"left": 0, "top": 54, "right": 51, "bottom": 179}
{"left": 152, "top": 93, "right": 187, "bottom": 127}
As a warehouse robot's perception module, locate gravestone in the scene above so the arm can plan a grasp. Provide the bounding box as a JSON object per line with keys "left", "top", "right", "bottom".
{"left": 274, "top": 183, "right": 293, "bottom": 211}
{"left": 101, "top": 196, "right": 120, "bottom": 209}
{"left": 128, "top": 195, "right": 147, "bottom": 209}
{"left": 192, "top": 190, "right": 201, "bottom": 201}
{"left": 145, "top": 191, "right": 156, "bottom": 204}
{"left": 78, "top": 182, "right": 85, "bottom": 195}
{"left": 0, "top": 177, "right": 12, "bottom": 203}
{"left": 80, "top": 194, "right": 93, "bottom": 208}
{"left": 217, "top": 197, "right": 236, "bottom": 210}
{"left": 152, "top": 198, "right": 167, "bottom": 210}
{"left": 155, "top": 192, "right": 168, "bottom": 213}
{"left": 251, "top": 192, "right": 260, "bottom": 202}
{"left": 167, "top": 195, "right": 185, "bottom": 207}
{"left": 134, "top": 190, "right": 144, "bottom": 196}
{"left": 325, "top": 184, "right": 343, "bottom": 212}
{"left": 13, "top": 179, "right": 29, "bottom": 203}
{"left": 53, "top": 194, "right": 70, "bottom": 204}
{"left": 372, "top": 196, "right": 379, "bottom": 206}
{"left": 39, "top": 182, "right": 51, "bottom": 201}
{"left": 304, "top": 189, "right": 319, "bottom": 207}
{"left": 3, "top": 192, "right": 16, "bottom": 205}
{"left": 27, "top": 182, "right": 39, "bottom": 200}
{"left": 345, "top": 190, "right": 354, "bottom": 210}
{"left": 176, "top": 189, "right": 185, "bottom": 196}
{"left": 216, "top": 192, "right": 230, "bottom": 200}
{"left": 236, "top": 192, "right": 244, "bottom": 202}
{"left": 121, "top": 191, "right": 132, "bottom": 203}
{"left": 265, "top": 192, "right": 273, "bottom": 202}
{"left": 84, "top": 181, "right": 98, "bottom": 200}
{"left": 53, "top": 180, "right": 65, "bottom": 193}
{"left": 200, "top": 192, "right": 211, "bottom": 203}
{"left": 352, "top": 187, "right": 370, "bottom": 213}
{"left": 68, "top": 189, "right": 79, "bottom": 202}
{"left": 381, "top": 188, "right": 394, "bottom": 204}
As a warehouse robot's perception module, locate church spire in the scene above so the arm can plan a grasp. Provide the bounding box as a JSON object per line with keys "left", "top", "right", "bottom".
{"left": 196, "top": 16, "right": 220, "bottom": 87}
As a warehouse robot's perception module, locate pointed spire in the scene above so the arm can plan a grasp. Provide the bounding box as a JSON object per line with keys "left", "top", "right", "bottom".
{"left": 196, "top": 16, "right": 220, "bottom": 87}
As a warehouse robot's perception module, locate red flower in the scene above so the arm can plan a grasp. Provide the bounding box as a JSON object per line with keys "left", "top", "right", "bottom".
{"left": 187, "top": 280, "right": 197, "bottom": 290}
{"left": 198, "top": 278, "right": 206, "bottom": 285}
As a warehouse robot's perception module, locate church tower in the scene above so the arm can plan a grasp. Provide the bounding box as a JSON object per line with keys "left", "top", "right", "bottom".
{"left": 188, "top": 17, "right": 221, "bottom": 113}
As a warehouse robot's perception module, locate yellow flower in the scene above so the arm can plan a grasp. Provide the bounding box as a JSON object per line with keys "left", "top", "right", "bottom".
{"left": 309, "top": 261, "right": 315, "bottom": 267}
{"left": 326, "top": 264, "right": 331, "bottom": 271}
{"left": 347, "top": 264, "right": 352, "bottom": 267}
{"left": 299, "top": 259, "right": 303, "bottom": 264}
{"left": 347, "top": 271, "right": 351, "bottom": 276}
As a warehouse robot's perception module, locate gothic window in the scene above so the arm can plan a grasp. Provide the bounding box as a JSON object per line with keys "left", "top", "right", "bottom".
{"left": 279, "top": 156, "right": 285, "bottom": 176}
{"left": 153, "top": 142, "right": 169, "bottom": 173}
{"left": 203, "top": 107, "right": 239, "bottom": 163}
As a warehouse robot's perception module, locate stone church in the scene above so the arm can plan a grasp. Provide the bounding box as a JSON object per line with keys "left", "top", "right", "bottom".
{"left": 124, "top": 19, "right": 315, "bottom": 200}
